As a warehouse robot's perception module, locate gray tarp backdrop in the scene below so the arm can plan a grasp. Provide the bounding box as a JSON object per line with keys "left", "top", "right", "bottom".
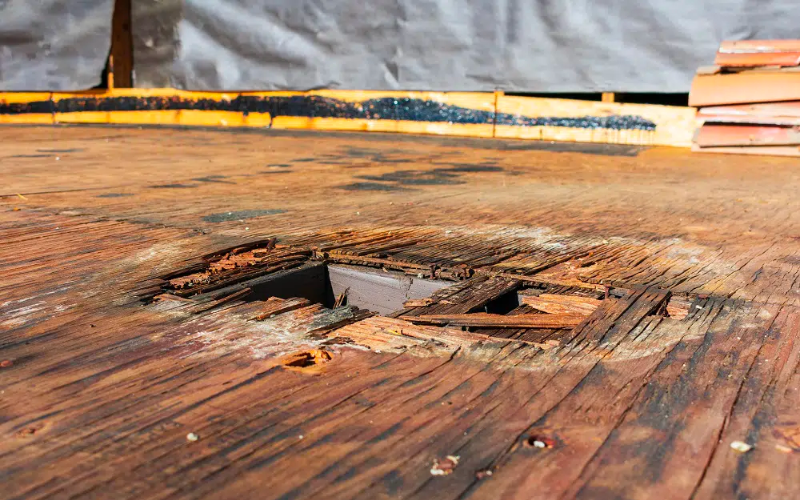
{"left": 3, "top": 0, "right": 799, "bottom": 92}
{"left": 0, "top": 0, "right": 115, "bottom": 90}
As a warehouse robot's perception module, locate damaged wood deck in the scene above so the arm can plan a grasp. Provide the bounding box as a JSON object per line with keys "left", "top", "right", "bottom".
{"left": 1, "top": 125, "right": 799, "bottom": 499}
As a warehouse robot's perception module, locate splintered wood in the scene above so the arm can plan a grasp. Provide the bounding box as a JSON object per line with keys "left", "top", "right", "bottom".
{"left": 1, "top": 126, "right": 799, "bottom": 500}
{"left": 403, "top": 312, "right": 585, "bottom": 328}
{"left": 665, "top": 295, "right": 693, "bottom": 320}
{"left": 519, "top": 292, "right": 603, "bottom": 316}
{"left": 251, "top": 297, "right": 311, "bottom": 320}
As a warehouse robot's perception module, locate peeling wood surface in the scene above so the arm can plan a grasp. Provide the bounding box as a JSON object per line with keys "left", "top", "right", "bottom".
{"left": 402, "top": 312, "right": 586, "bottom": 328}
{"left": 1, "top": 125, "right": 800, "bottom": 499}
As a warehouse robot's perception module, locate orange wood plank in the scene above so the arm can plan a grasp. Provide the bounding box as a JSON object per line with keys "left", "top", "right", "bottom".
{"left": 699, "top": 101, "right": 800, "bottom": 118}
{"left": 715, "top": 51, "right": 800, "bottom": 67}
{"left": 689, "top": 72, "right": 800, "bottom": 106}
{"left": 695, "top": 124, "right": 800, "bottom": 147}
{"left": 519, "top": 293, "right": 603, "bottom": 316}
{"left": 691, "top": 143, "right": 800, "bottom": 156}
{"left": 695, "top": 123, "right": 800, "bottom": 147}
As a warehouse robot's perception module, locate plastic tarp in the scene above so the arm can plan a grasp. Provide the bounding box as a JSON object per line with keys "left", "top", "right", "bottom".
{"left": 0, "top": 0, "right": 115, "bottom": 91}
{"left": 133, "top": 0, "right": 800, "bottom": 92}
{"left": 3, "top": 0, "right": 798, "bottom": 92}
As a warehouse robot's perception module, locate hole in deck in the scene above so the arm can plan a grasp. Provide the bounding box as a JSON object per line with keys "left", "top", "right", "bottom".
{"left": 177, "top": 262, "right": 452, "bottom": 316}
{"left": 482, "top": 289, "right": 521, "bottom": 315}
{"left": 154, "top": 240, "right": 628, "bottom": 345}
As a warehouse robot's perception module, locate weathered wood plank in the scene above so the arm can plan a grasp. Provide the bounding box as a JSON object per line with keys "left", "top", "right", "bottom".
{"left": 519, "top": 293, "right": 603, "bottom": 316}
{"left": 403, "top": 312, "right": 585, "bottom": 329}
{"left": 0, "top": 125, "right": 799, "bottom": 500}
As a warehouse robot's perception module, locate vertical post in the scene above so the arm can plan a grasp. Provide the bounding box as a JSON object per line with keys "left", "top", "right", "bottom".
{"left": 110, "top": 0, "right": 133, "bottom": 88}
{"left": 601, "top": 92, "right": 616, "bottom": 103}
{"left": 108, "top": 55, "right": 115, "bottom": 90}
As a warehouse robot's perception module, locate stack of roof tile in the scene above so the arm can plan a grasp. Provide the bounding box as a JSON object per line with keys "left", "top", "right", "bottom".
{"left": 690, "top": 40, "right": 800, "bottom": 156}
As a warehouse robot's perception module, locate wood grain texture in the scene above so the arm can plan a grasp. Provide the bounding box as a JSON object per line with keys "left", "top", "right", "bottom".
{"left": 0, "top": 125, "right": 798, "bottom": 499}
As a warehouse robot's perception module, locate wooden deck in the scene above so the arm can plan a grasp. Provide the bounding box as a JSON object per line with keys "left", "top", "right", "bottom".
{"left": 1, "top": 125, "right": 798, "bottom": 499}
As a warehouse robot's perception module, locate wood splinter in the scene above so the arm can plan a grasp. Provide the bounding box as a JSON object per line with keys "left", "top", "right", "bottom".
{"left": 333, "top": 287, "right": 350, "bottom": 308}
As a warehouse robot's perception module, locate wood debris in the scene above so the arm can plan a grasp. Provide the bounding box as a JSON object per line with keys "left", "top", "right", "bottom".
{"left": 665, "top": 295, "right": 693, "bottom": 320}
{"left": 403, "top": 298, "right": 434, "bottom": 307}
{"left": 730, "top": 441, "right": 753, "bottom": 453}
{"left": 333, "top": 287, "right": 349, "bottom": 308}
{"left": 430, "top": 455, "right": 460, "bottom": 476}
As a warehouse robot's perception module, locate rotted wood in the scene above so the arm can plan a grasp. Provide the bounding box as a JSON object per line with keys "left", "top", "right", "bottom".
{"left": 190, "top": 287, "right": 251, "bottom": 313}
{"left": 250, "top": 297, "right": 311, "bottom": 320}
{"left": 519, "top": 292, "right": 603, "bottom": 316}
{"left": 402, "top": 312, "right": 585, "bottom": 328}
{"left": 400, "top": 276, "right": 521, "bottom": 317}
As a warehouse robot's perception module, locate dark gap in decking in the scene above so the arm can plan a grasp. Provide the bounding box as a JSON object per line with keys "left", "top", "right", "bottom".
{"left": 184, "top": 262, "right": 450, "bottom": 316}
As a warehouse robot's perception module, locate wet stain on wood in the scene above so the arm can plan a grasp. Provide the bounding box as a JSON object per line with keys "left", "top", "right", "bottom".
{"left": 201, "top": 209, "right": 288, "bottom": 223}
{"left": 192, "top": 175, "right": 235, "bottom": 184}
{"left": 96, "top": 193, "right": 134, "bottom": 198}
{"left": 359, "top": 170, "right": 466, "bottom": 186}
{"left": 340, "top": 182, "right": 411, "bottom": 192}
{"left": 150, "top": 183, "right": 198, "bottom": 189}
